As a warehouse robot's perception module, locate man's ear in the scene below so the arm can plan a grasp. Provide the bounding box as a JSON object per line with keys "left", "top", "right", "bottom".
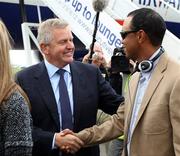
{"left": 40, "top": 43, "right": 49, "bottom": 55}
{"left": 137, "top": 30, "right": 146, "bottom": 44}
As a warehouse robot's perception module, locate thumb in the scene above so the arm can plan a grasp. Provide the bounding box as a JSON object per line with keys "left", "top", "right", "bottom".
{"left": 61, "top": 129, "right": 74, "bottom": 136}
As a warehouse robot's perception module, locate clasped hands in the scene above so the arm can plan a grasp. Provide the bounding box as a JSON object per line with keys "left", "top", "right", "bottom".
{"left": 55, "top": 129, "right": 84, "bottom": 154}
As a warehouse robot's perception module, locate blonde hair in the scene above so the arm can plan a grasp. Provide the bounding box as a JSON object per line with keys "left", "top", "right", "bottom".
{"left": 37, "top": 18, "right": 69, "bottom": 44}
{"left": 0, "top": 20, "right": 14, "bottom": 103}
{"left": 0, "top": 20, "right": 30, "bottom": 107}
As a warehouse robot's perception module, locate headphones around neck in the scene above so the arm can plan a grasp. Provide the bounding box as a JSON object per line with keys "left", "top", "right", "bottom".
{"left": 138, "top": 47, "right": 164, "bottom": 73}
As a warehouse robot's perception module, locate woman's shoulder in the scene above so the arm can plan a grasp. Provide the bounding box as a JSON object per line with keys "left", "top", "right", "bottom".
{"left": 1, "top": 90, "right": 30, "bottom": 117}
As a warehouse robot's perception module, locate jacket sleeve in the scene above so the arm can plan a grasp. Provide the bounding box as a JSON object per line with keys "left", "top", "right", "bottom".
{"left": 76, "top": 104, "right": 124, "bottom": 146}
{"left": 96, "top": 67, "right": 124, "bottom": 115}
{"left": 169, "top": 76, "right": 180, "bottom": 154}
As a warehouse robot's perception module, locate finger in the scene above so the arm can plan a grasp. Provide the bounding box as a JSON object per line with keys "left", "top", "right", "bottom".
{"left": 61, "top": 145, "right": 72, "bottom": 154}
{"left": 68, "top": 145, "right": 80, "bottom": 154}
{"left": 61, "top": 129, "right": 74, "bottom": 135}
{"left": 66, "top": 142, "right": 81, "bottom": 153}
{"left": 69, "top": 149, "right": 76, "bottom": 154}
{"left": 61, "top": 145, "right": 66, "bottom": 150}
{"left": 64, "top": 146, "right": 71, "bottom": 153}
{"left": 68, "top": 137, "right": 84, "bottom": 151}
{"left": 75, "top": 137, "right": 84, "bottom": 147}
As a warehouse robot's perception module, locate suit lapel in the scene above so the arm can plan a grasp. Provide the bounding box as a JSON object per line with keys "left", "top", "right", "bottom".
{"left": 70, "top": 62, "right": 81, "bottom": 130}
{"left": 34, "top": 62, "right": 60, "bottom": 130}
{"left": 126, "top": 72, "right": 140, "bottom": 128}
{"left": 124, "top": 72, "right": 140, "bottom": 142}
{"left": 132, "top": 53, "right": 168, "bottom": 132}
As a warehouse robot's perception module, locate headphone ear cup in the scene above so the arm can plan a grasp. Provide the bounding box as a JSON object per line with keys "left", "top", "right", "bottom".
{"left": 138, "top": 60, "right": 153, "bottom": 73}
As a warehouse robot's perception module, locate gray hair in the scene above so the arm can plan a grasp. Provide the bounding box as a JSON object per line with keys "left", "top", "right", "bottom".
{"left": 37, "top": 18, "right": 69, "bottom": 44}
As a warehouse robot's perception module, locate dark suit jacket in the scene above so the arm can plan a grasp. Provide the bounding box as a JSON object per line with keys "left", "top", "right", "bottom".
{"left": 15, "top": 61, "right": 124, "bottom": 156}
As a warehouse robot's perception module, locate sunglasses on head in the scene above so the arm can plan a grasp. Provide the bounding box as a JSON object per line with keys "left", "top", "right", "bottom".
{"left": 120, "top": 30, "right": 139, "bottom": 40}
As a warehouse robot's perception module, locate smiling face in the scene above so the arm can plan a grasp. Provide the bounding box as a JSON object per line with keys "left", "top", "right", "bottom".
{"left": 41, "top": 26, "right": 75, "bottom": 68}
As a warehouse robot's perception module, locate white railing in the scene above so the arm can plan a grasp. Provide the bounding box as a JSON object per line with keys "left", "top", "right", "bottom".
{"left": 21, "top": 22, "right": 40, "bottom": 66}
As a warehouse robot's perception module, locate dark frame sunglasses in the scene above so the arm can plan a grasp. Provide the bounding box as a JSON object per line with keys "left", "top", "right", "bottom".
{"left": 120, "top": 30, "right": 139, "bottom": 39}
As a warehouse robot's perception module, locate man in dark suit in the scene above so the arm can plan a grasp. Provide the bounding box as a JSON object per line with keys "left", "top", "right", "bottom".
{"left": 15, "top": 18, "right": 124, "bottom": 156}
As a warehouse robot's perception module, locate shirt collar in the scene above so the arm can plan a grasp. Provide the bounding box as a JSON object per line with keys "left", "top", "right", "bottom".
{"left": 149, "top": 47, "right": 161, "bottom": 60}
{"left": 44, "top": 59, "right": 71, "bottom": 78}
{"left": 141, "top": 47, "right": 162, "bottom": 78}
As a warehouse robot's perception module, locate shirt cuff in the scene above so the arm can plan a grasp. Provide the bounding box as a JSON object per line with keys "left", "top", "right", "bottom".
{"left": 52, "top": 133, "right": 57, "bottom": 149}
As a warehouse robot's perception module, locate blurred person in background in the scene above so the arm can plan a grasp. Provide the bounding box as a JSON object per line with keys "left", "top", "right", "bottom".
{"left": 82, "top": 42, "right": 108, "bottom": 79}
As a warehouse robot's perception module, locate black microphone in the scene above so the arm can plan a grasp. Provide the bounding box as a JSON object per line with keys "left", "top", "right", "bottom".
{"left": 92, "top": 0, "right": 109, "bottom": 12}
{"left": 89, "top": 0, "right": 109, "bottom": 63}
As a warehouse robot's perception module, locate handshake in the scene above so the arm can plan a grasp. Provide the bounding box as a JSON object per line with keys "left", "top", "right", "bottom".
{"left": 55, "top": 129, "right": 84, "bottom": 154}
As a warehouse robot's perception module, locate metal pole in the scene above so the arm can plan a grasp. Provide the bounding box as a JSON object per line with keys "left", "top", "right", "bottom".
{"left": 37, "top": 5, "right": 42, "bottom": 23}
{"left": 19, "top": 0, "right": 27, "bottom": 23}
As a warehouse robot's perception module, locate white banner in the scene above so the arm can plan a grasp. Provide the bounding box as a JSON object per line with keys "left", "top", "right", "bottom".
{"left": 131, "top": 0, "right": 180, "bottom": 23}
{"left": 41, "top": 0, "right": 123, "bottom": 61}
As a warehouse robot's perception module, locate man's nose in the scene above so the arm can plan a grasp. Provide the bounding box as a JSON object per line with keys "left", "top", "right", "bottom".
{"left": 67, "top": 40, "right": 74, "bottom": 49}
